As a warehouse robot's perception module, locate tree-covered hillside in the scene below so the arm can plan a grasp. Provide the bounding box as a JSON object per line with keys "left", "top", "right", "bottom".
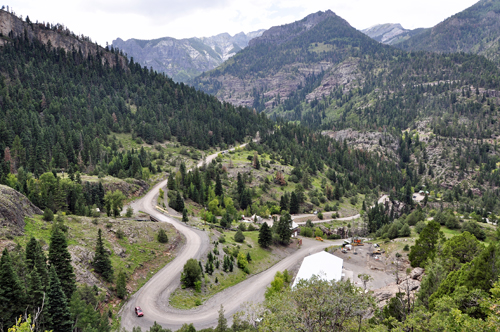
{"left": 396, "top": 0, "right": 500, "bottom": 64}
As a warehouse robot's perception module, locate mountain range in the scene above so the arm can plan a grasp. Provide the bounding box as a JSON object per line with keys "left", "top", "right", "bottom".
{"left": 112, "top": 30, "right": 264, "bottom": 82}
{"left": 390, "top": 0, "right": 500, "bottom": 64}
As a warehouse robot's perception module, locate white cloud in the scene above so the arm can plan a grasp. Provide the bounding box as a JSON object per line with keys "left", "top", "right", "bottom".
{"left": 11, "top": 0, "right": 479, "bottom": 46}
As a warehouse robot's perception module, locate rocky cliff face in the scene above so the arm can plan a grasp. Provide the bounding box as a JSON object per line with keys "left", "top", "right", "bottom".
{"left": 0, "top": 9, "right": 128, "bottom": 68}
{"left": 112, "top": 30, "right": 264, "bottom": 82}
{"left": 361, "top": 23, "right": 424, "bottom": 45}
{"left": 0, "top": 185, "right": 42, "bottom": 236}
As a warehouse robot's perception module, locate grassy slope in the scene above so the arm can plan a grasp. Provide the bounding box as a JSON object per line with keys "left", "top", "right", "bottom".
{"left": 17, "top": 214, "right": 183, "bottom": 309}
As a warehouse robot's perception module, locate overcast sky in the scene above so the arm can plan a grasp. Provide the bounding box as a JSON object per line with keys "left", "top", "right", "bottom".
{"left": 11, "top": 0, "right": 479, "bottom": 46}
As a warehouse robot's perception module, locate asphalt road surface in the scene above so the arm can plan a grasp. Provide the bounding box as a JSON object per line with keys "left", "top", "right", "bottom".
{"left": 119, "top": 145, "right": 347, "bottom": 331}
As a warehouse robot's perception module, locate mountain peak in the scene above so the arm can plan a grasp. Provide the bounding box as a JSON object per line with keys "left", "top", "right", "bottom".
{"left": 248, "top": 10, "right": 344, "bottom": 47}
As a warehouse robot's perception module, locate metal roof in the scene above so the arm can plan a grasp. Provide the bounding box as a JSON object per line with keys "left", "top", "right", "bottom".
{"left": 292, "top": 251, "right": 343, "bottom": 288}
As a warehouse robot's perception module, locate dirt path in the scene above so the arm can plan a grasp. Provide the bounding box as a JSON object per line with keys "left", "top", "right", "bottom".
{"left": 294, "top": 195, "right": 389, "bottom": 226}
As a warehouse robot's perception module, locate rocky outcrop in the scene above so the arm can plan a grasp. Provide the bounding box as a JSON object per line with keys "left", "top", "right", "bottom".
{"left": 0, "top": 185, "right": 42, "bottom": 236}
{"left": 0, "top": 9, "right": 128, "bottom": 69}
{"left": 373, "top": 267, "right": 424, "bottom": 307}
{"left": 112, "top": 30, "right": 264, "bottom": 82}
{"left": 99, "top": 178, "right": 149, "bottom": 199}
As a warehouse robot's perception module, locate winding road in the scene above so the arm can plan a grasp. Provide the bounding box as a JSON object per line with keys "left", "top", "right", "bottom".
{"left": 119, "top": 146, "right": 347, "bottom": 331}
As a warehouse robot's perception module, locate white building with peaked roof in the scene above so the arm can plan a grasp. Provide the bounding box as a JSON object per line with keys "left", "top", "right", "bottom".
{"left": 292, "top": 251, "right": 344, "bottom": 288}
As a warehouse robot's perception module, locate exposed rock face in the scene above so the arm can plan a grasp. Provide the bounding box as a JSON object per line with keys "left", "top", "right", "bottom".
{"left": 373, "top": 267, "right": 424, "bottom": 307}
{"left": 0, "top": 9, "right": 128, "bottom": 69}
{"left": 361, "top": 23, "right": 423, "bottom": 45}
{"left": 112, "top": 30, "right": 264, "bottom": 82}
{"left": 0, "top": 185, "right": 42, "bottom": 236}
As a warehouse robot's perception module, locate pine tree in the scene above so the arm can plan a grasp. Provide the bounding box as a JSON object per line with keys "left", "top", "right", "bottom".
{"left": 26, "top": 237, "right": 49, "bottom": 288}
{"left": 49, "top": 227, "right": 76, "bottom": 299}
{"left": 215, "top": 173, "right": 223, "bottom": 197}
{"left": 182, "top": 208, "right": 189, "bottom": 223}
{"left": 215, "top": 305, "right": 228, "bottom": 332}
{"left": 276, "top": 212, "right": 292, "bottom": 244}
{"left": 174, "top": 191, "right": 184, "bottom": 212}
{"left": 47, "top": 266, "right": 72, "bottom": 332}
{"left": 0, "top": 248, "right": 25, "bottom": 331}
{"left": 157, "top": 229, "right": 169, "bottom": 243}
{"left": 280, "top": 193, "right": 289, "bottom": 212}
{"left": 290, "top": 192, "right": 299, "bottom": 214}
{"left": 26, "top": 266, "right": 46, "bottom": 328}
{"left": 258, "top": 222, "right": 272, "bottom": 248}
{"left": 93, "top": 229, "right": 114, "bottom": 282}
{"left": 116, "top": 271, "right": 127, "bottom": 299}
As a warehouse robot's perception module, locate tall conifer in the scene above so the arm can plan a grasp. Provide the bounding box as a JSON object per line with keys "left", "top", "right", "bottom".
{"left": 47, "top": 266, "right": 72, "bottom": 332}
{"left": 0, "top": 248, "right": 25, "bottom": 331}
{"left": 93, "top": 229, "right": 114, "bottom": 282}
{"left": 49, "top": 226, "right": 76, "bottom": 299}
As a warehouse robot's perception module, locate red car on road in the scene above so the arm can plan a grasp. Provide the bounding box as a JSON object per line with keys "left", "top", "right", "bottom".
{"left": 135, "top": 306, "right": 144, "bottom": 317}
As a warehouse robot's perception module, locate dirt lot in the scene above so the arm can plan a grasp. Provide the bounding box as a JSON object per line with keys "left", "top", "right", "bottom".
{"left": 330, "top": 243, "right": 402, "bottom": 290}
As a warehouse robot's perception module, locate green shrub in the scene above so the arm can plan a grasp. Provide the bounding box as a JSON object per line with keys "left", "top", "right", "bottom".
{"left": 300, "top": 227, "right": 314, "bottom": 237}
{"left": 234, "top": 230, "right": 245, "bottom": 243}
{"left": 116, "top": 229, "right": 125, "bottom": 239}
{"left": 327, "top": 234, "right": 341, "bottom": 240}
{"left": 157, "top": 229, "right": 169, "bottom": 243}
{"left": 43, "top": 208, "right": 54, "bottom": 222}
{"left": 415, "top": 221, "right": 426, "bottom": 234}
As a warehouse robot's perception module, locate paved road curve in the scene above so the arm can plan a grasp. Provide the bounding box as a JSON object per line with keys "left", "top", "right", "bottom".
{"left": 119, "top": 145, "right": 347, "bottom": 331}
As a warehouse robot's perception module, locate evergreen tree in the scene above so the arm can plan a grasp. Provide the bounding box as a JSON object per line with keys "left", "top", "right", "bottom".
{"left": 409, "top": 220, "right": 444, "bottom": 268}
{"left": 290, "top": 192, "right": 299, "bottom": 214}
{"left": 93, "top": 229, "right": 114, "bottom": 282}
{"left": 43, "top": 208, "right": 54, "bottom": 221}
{"left": 236, "top": 173, "right": 245, "bottom": 196}
{"left": 173, "top": 191, "right": 185, "bottom": 213}
{"left": 0, "top": 248, "right": 25, "bottom": 331}
{"left": 157, "top": 229, "right": 169, "bottom": 243}
{"left": 47, "top": 266, "right": 72, "bottom": 332}
{"left": 215, "top": 173, "right": 223, "bottom": 197}
{"left": 280, "top": 193, "right": 289, "bottom": 212}
{"left": 48, "top": 226, "right": 75, "bottom": 300}
{"left": 258, "top": 222, "right": 272, "bottom": 248}
{"left": 26, "top": 237, "right": 49, "bottom": 288}
{"left": 215, "top": 305, "right": 228, "bottom": 332}
{"left": 116, "top": 271, "right": 127, "bottom": 299}
{"left": 182, "top": 208, "right": 189, "bottom": 223}
{"left": 276, "top": 212, "right": 292, "bottom": 244}
{"left": 26, "top": 266, "right": 45, "bottom": 314}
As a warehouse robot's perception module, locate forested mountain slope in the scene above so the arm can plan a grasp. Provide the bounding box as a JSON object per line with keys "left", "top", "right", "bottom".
{"left": 0, "top": 9, "right": 409, "bottom": 222}
{"left": 113, "top": 30, "right": 264, "bottom": 83}
{"left": 395, "top": 0, "right": 500, "bottom": 64}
